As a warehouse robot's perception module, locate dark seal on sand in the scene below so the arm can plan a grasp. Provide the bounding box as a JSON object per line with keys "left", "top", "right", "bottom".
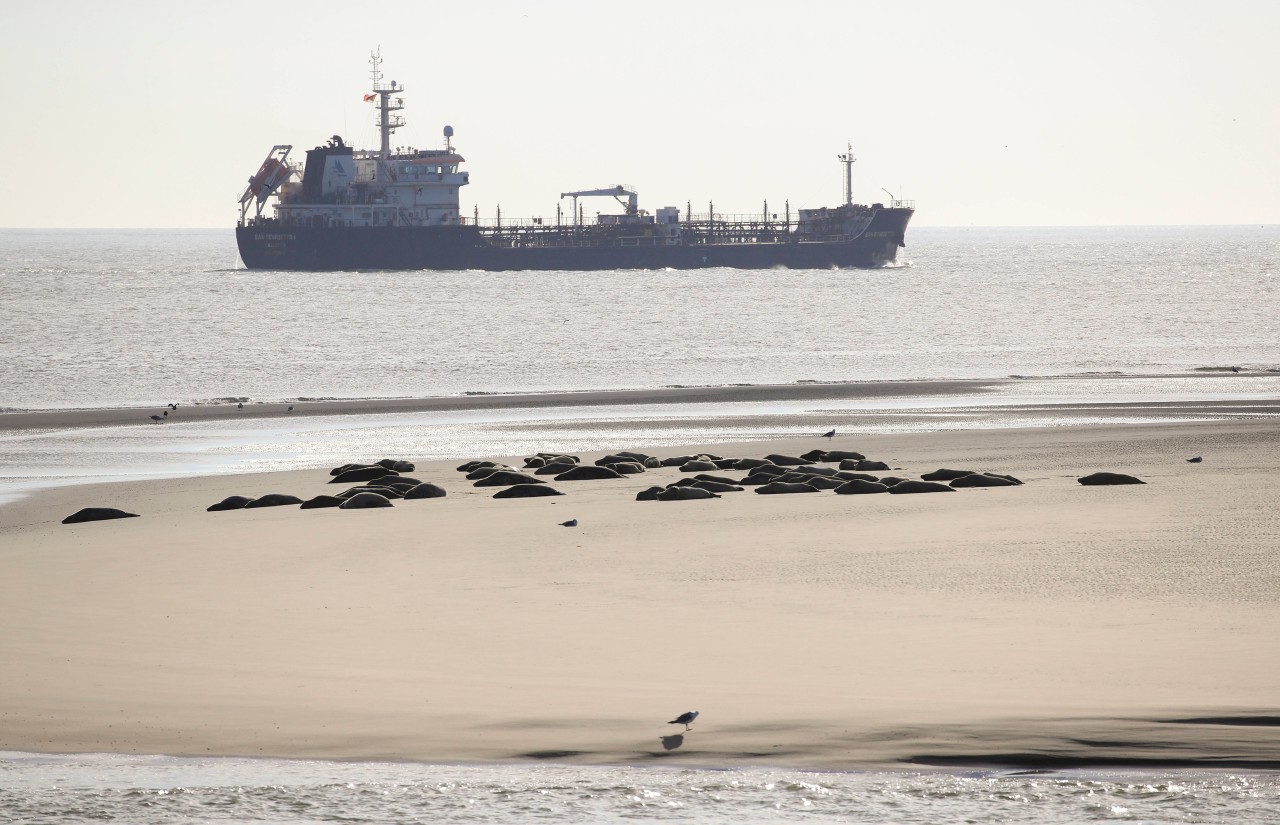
{"left": 949, "top": 473, "right": 1021, "bottom": 488}
{"left": 339, "top": 492, "right": 394, "bottom": 509}
{"left": 473, "top": 471, "right": 546, "bottom": 487}
{"left": 493, "top": 485, "right": 564, "bottom": 498}
{"left": 754, "top": 482, "right": 820, "bottom": 494}
{"left": 1078, "top": 472, "right": 1146, "bottom": 485}
{"left": 764, "top": 454, "right": 813, "bottom": 466}
{"left": 403, "top": 483, "right": 448, "bottom": 499}
{"left": 207, "top": 495, "right": 255, "bottom": 511}
{"left": 62, "top": 507, "right": 140, "bottom": 524}
{"left": 833, "top": 479, "right": 890, "bottom": 495}
{"left": 656, "top": 486, "right": 721, "bottom": 501}
{"left": 243, "top": 493, "right": 304, "bottom": 508}
{"left": 555, "top": 465, "right": 624, "bottom": 481}
{"left": 887, "top": 480, "right": 955, "bottom": 494}
{"left": 921, "top": 468, "right": 979, "bottom": 481}
{"left": 300, "top": 495, "right": 345, "bottom": 509}
{"left": 690, "top": 480, "right": 744, "bottom": 493}
{"left": 331, "top": 466, "right": 397, "bottom": 484}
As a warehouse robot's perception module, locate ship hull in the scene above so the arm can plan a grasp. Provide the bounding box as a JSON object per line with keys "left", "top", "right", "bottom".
{"left": 236, "top": 208, "right": 913, "bottom": 271}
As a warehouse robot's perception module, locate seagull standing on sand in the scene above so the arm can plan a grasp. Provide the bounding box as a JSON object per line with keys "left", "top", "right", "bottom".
{"left": 559, "top": 519, "right": 578, "bottom": 527}
{"left": 149, "top": 415, "right": 163, "bottom": 423}
{"left": 822, "top": 429, "right": 836, "bottom": 439}
{"left": 287, "top": 405, "right": 294, "bottom": 412}
{"left": 669, "top": 710, "right": 699, "bottom": 731}
{"left": 237, "top": 402, "right": 244, "bottom": 410}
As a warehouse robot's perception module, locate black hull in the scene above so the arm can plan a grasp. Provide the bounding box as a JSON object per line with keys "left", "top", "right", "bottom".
{"left": 237, "top": 208, "right": 913, "bottom": 271}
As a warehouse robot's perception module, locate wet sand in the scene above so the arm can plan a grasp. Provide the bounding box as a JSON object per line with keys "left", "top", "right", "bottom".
{"left": 1, "top": 399, "right": 1278, "bottom": 770}
{"left": 0, "top": 379, "right": 1004, "bottom": 431}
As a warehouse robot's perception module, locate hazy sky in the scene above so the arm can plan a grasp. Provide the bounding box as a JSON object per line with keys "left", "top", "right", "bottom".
{"left": 2, "top": 0, "right": 1275, "bottom": 228}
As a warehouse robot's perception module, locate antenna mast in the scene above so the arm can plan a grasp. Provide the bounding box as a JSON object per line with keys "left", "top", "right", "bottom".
{"left": 838, "top": 142, "right": 857, "bottom": 206}
{"left": 370, "top": 47, "right": 405, "bottom": 160}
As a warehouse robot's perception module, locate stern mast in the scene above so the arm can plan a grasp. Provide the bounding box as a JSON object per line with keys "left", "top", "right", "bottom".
{"left": 838, "top": 142, "right": 857, "bottom": 207}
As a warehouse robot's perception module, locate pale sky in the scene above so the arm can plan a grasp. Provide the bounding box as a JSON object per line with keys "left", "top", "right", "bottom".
{"left": 2, "top": 0, "right": 1275, "bottom": 228}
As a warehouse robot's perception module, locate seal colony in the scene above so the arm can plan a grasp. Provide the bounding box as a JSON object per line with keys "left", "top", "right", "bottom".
{"left": 4, "top": 413, "right": 1280, "bottom": 772}
{"left": 59, "top": 441, "right": 1157, "bottom": 523}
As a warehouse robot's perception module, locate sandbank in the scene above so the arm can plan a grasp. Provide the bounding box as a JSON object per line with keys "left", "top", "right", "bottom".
{"left": 0, "top": 379, "right": 1005, "bottom": 432}
{"left": 1, "top": 409, "right": 1278, "bottom": 770}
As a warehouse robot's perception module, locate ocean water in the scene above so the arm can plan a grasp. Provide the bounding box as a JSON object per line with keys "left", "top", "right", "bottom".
{"left": 1, "top": 225, "right": 1277, "bottom": 410}
{"left": 2, "top": 752, "right": 1278, "bottom": 824}
{"left": 3, "top": 227, "right": 1280, "bottom": 819}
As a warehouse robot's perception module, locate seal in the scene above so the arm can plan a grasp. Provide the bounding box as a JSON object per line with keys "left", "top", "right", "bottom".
{"left": 1078, "top": 472, "right": 1145, "bottom": 485}
{"left": 62, "top": 507, "right": 140, "bottom": 524}
{"left": 754, "top": 481, "right": 820, "bottom": 494}
{"left": 331, "top": 466, "right": 397, "bottom": 484}
{"left": 656, "top": 486, "right": 721, "bottom": 501}
{"left": 338, "top": 492, "right": 395, "bottom": 508}
{"left": 921, "top": 468, "right": 978, "bottom": 481}
{"left": 493, "top": 485, "right": 564, "bottom": 498}
{"left": 887, "top": 480, "right": 954, "bottom": 494}
{"left": 243, "top": 493, "right": 304, "bottom": 508}
{"left": 833, "top": 479, "right": 890, "bottom": 495}
{"left": 554, "top": 465, "right": 625, "bottom": 481}
{"left": 403, "top": 483, "right": 448, "bottom": 499}
{"left": 300, "top": 495, "right": 345, "bottom": 509}
{"left": 337, "top": 486, "right": 403, "bottom": 499}
{"left": 473, "top": 471, "right": 546, "bottom": 487}
{"left": 764, "top": 454, "right": 814, "bottom": 466}
{"left": 949, "top": 473, "right": 1021, "bottom": 488}
{"left": 635, "top": 486, "right": 666, "bottom": 501}
{"left": 207, "top": 495, "right": 255, "bottom": 511}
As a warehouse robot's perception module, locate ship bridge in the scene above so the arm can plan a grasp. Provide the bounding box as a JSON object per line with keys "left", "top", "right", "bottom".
{"left": 240, "top": 49, "right": 470, "bottom": 229}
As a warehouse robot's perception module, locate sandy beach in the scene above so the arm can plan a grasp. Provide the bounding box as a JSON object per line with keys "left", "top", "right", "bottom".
{"left": 2, "top": 393, "right": 1278, "bottom": 770}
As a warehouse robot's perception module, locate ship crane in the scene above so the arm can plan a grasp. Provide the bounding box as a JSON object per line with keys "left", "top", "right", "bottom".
{"left": 560, "top": 185, "right": 639, "bottom": 224}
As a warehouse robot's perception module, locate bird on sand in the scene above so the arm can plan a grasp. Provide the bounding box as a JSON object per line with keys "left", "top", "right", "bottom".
{"left": 149, "top": 415, "right": 163, "bottom": 423}
{"left": 168, "top": 403, "right": 178, "bottom": 410}
{"left": 1187, "top": 456, "right": 1203, "bottom": 463}
{"left": 1231, "top": 366, "right": 1240, "bottom": 373}
{"left": 669, "top": 710, "right": 699, "bottom": 730}
{"left": 237, "top": 402, "right": 244, "bottom": 410}
{"left": 287, "top": 405, "right": 294, "bottom": 412}
{"left": 559, "top": 519, "right": 578, "bottom": 527}
{"left": 822, "top": 429, "right": 836, "bottom": 439}
{"left": 163, "top": 410, "right": 168, "bottom": 417}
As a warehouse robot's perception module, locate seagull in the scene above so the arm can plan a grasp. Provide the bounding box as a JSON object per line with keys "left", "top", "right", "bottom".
{"left": 163, "top": 410, "right": 168, "bottom": 417}
{"left": 559, "top": 519, "right": 578, "bottom": 527}
{"left": 822, "top": 429, "right": 836, "bottom": 439}
{"left": 149, "top": 415, "right": 163, "bottom": 423}
{"left": 168, "top": 403, "right": 178, "bottom": 410}
{"left": 1231, "top": 366, "right": 1240, "bottom": 373}
{"left": 237, "top": 402, "right": 244, "bottom": 410}
{"left": 1187, "top": 456, "right": 1203, "bottom": 463}
{"left": 287, "top": 405, "right": 294, "bottom": 412}
{"left": 668, "top": 710, "right": 699, "bottom": 730}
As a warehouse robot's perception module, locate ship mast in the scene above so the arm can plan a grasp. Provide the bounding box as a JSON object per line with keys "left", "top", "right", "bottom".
{"left": 838, "top": 142, "right": 857, "bottom": 206}
{"left": 369, "top": 48, "right": 404, "bottom": 160}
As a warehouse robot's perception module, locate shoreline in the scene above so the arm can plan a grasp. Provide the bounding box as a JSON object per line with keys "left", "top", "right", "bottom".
{"left": 3, "top": 413, "right": 1279, "bottom": 771}
{"left": 2, "top": 370, "right": 1274, "bottom": 433}
{"left": 0, "top": 378, "right": 1006, "bottom": 432}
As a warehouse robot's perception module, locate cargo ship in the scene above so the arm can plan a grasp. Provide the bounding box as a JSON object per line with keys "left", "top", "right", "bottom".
{"left": 235, "top": 52, "right": 913, "bottom": 271}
